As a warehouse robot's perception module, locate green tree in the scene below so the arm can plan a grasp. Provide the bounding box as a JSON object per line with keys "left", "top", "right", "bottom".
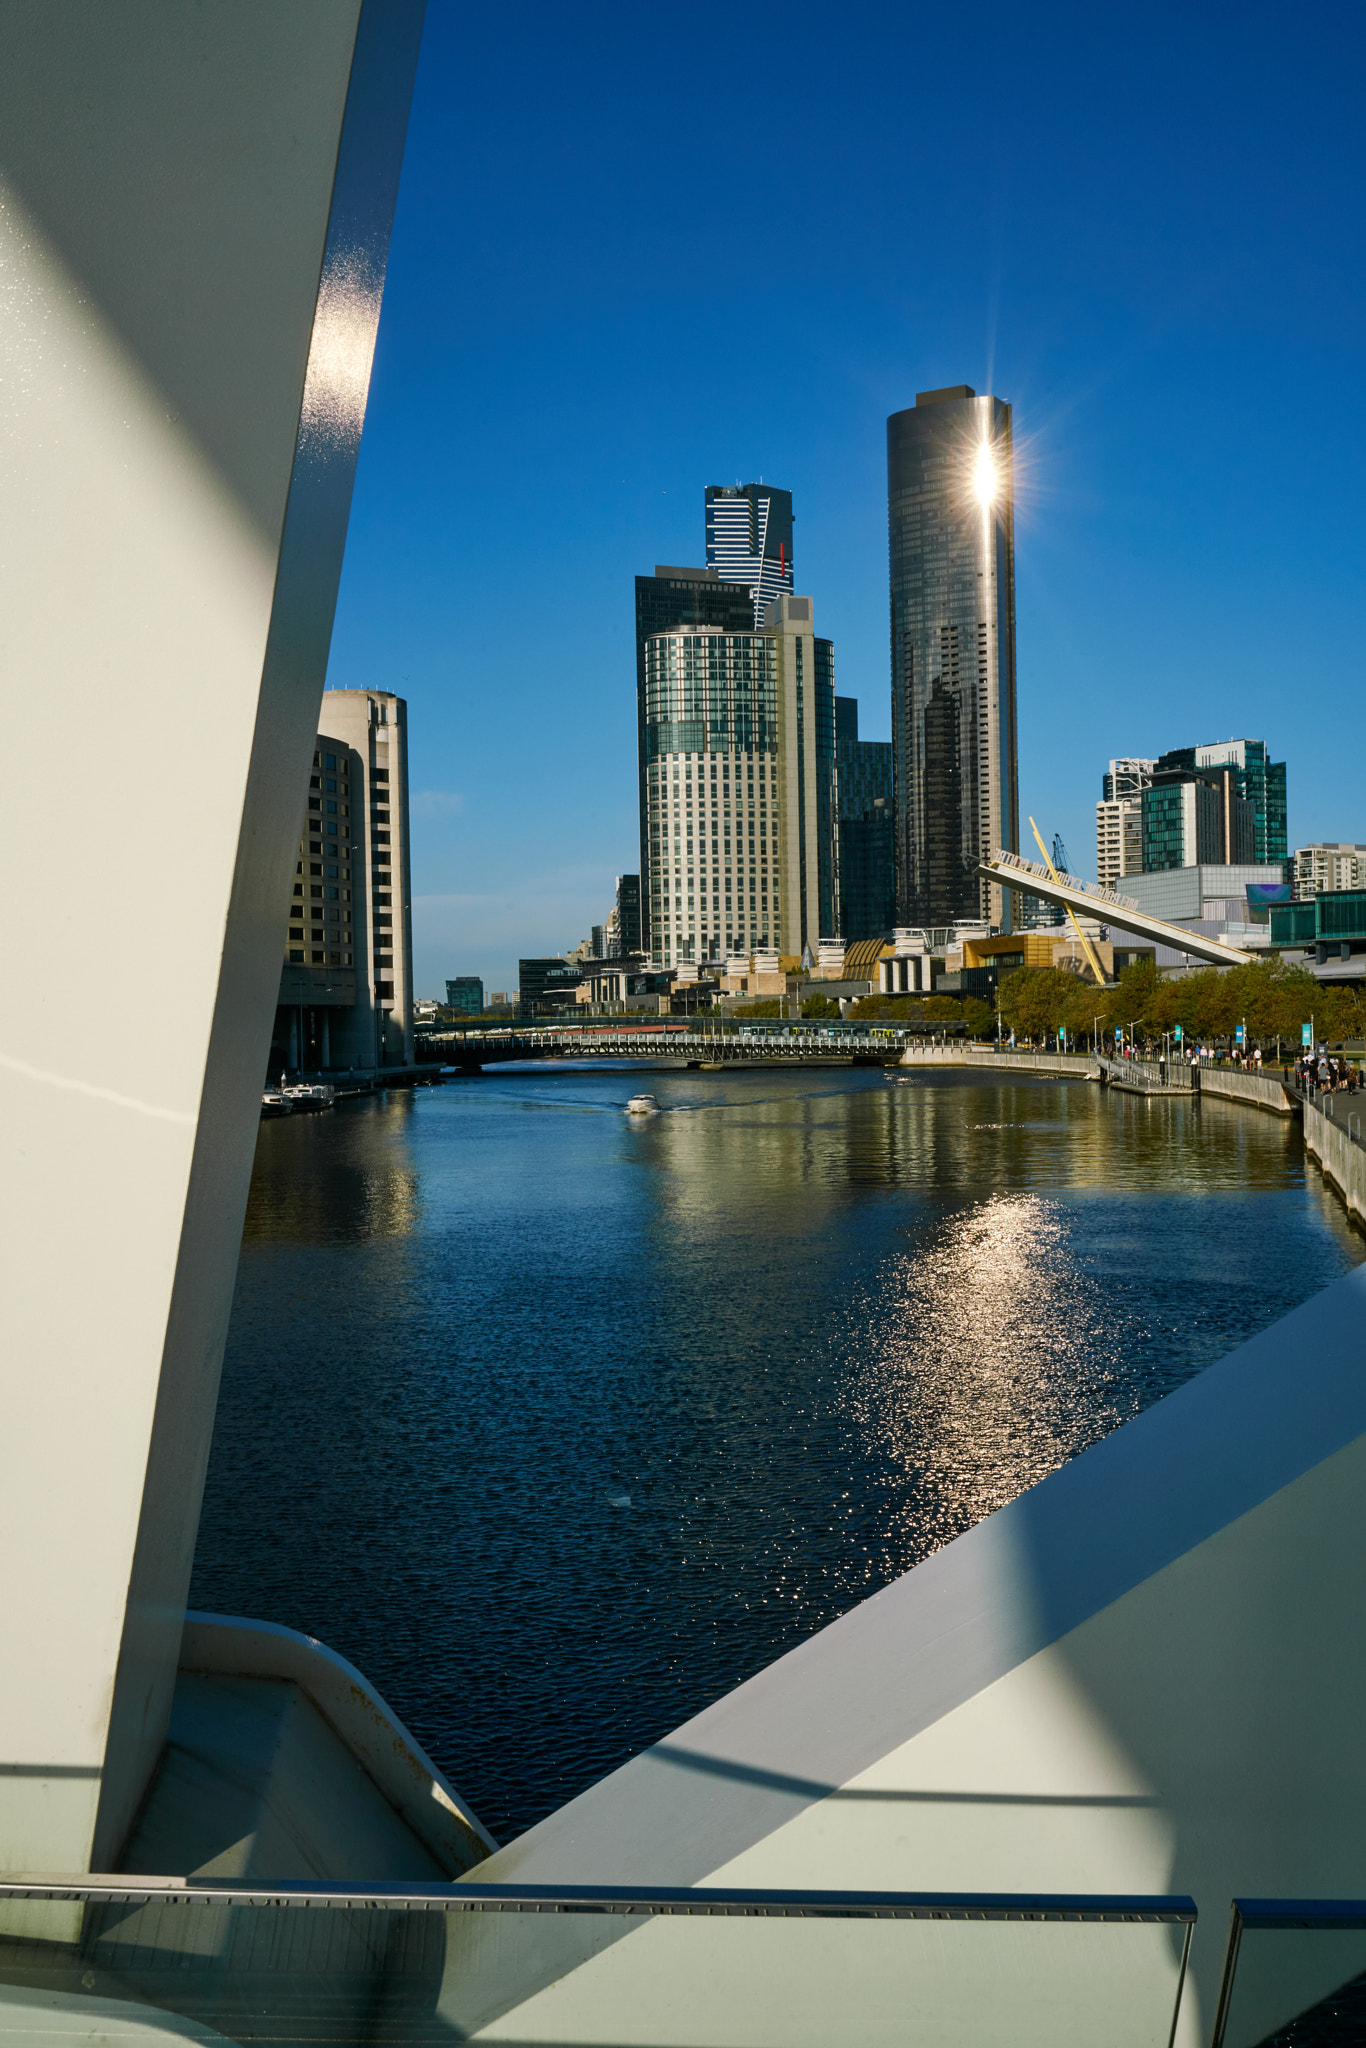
{"left": 802, "top": 993, "right": 840, "bottom": 1018}
{"left": 961, "top": 997, "right": 996, "bottom": 1038}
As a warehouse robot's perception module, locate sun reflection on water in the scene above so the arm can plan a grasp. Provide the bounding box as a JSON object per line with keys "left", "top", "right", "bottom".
{"left": 844, "top": 1194, "right": 1138, "bottom": 1553}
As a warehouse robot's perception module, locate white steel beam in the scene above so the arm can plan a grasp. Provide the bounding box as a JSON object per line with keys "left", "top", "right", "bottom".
{"left": 0, "top": 1, "right": 423, "bottom": 1872}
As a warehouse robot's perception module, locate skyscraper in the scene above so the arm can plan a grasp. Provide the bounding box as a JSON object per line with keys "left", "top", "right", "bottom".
{"left": 271, "top": 690, "right": 413, "bottom": 1073}
{"left": 887, "top": 387, "right": 1018, "bottom": 927}
{"left": 635, "top": 567, "right": 756, "bottom": 954}
{"left": 705, "top": 484, "right": 794, "bottom": 625}
{"left": 834, "top": 696, "right": 894, "bottom": 941}
{"left": 641, "top": 594, "right": 837, "bottom": 965}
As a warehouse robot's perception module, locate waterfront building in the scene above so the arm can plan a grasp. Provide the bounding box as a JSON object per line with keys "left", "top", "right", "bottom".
{"left": 887, "top": 387, "right": 1019, "bottom": 928}
{"left": 635, "top": 567, "right": 756, "bottom": 954}
{"left": 1293, "top": 842, "right": 1366, "bottom": 898}
{"left": 519, "top": 957, "right": 585, "bottom": 1013}
{"left": 446, "top": 976, "right": 484, "bottom": 1015}
{"left": 642, "top": 592, "right": 837, "bottom": 966}
{"left": 834, "top": 696, "right": 894, "bottom": 942}
{"left": 704, "top": 483, "right": 794, "bottom": 625}
{"left": 269, "top": 690, "right": 413, "bottom": 1073}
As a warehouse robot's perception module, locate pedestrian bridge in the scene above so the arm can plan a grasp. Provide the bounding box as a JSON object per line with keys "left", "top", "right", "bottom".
{"left": 418, "top": 1019, "right": 917, "bottom": 1069}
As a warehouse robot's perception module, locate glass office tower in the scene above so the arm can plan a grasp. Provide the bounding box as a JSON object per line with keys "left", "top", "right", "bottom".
{"left": 705, "top": 484, "right": 794, "bottom": 626}
{"left": 887, "top": 387, "right": 1018, "bottom": 927}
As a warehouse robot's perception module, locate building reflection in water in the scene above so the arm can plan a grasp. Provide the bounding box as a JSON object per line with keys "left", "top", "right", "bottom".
{"left": 241, "top": 1089, "right": 422, "bottom": 1244}
{"left": 196, "top": 1069, "right": 1361, "bottom": 1842}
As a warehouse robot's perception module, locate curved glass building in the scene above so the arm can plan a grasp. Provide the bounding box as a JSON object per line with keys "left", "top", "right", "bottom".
{"left": 887, "top": 386, "right": 1019, "bottom": 928}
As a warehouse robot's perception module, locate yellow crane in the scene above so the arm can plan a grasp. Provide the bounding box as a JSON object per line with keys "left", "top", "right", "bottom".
{"left": 1028, "top": 817, "right": 1108, "bottom": 988}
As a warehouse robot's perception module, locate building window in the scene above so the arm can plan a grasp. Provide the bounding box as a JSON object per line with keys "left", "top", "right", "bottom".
{"left": 289, "top": 926, "right": 303, "bottom": 940}
{"left": 311, "top": 949, "right": 324, "bottom": 963}
{"left": 289, "top": 949, "right": 304, "bottom": 963}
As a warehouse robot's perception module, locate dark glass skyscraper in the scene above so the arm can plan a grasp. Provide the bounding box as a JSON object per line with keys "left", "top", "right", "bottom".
{"left": 834, "top": 696, "right": 894, "bottom": 941}
{"left": 705, "top": 484, "right": 794, "bottom": 625}
{"left": 887, "top": 387, "right": 1018, "bottom": 928}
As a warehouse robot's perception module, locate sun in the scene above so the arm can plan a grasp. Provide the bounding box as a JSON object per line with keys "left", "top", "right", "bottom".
{"left": 973, "top": 441, "right": 998, "bottom": 507}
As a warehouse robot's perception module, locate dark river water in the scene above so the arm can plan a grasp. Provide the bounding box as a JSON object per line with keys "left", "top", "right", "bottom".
{"left": 190, "top": 1065, "right": 1361, "bottom": 1844}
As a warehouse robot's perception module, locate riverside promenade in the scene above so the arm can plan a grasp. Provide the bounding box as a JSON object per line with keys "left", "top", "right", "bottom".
{"left": 898, "top": 1044, "right": 1366, "bottom": 1238}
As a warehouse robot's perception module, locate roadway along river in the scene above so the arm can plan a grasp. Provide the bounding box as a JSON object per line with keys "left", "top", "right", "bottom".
{"left": 191, "top": 1065, "right": 1362, "bottom": 1843}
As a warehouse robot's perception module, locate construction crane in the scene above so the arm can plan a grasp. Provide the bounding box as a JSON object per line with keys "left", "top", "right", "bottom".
{"left": 1029, "top": 817, "right": 1108, "bottom": 988}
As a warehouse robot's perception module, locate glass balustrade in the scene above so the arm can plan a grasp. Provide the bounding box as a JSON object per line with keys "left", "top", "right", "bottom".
{"left": 1212, "top": 1900, "right": 1366, "bottom": 2047}
{"left": 0, "top": 1879, "right": 1193, "bottom": 2047}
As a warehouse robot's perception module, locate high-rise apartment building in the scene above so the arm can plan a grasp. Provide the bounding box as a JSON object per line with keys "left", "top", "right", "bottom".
{"left": 271, "top": 689, "right": 413, "bottom": 1073}
{"left": 1102, "top": 758, "right": 1156, "bottom": 802}
{"left": 1141, "top": 773, "right": 1225, "bottom": 871}
{"left": 1194, "top": 739, "right": 1287, "bottom": 865}
{"left": 705, "top": 484, "right": 794, "bottom": 626}
{"left": 641, "top": 594, "right": 837, "bottom": 965}
{"left": 834, "top": 696, "right": 894, "bottom": 942}
{"left": 1293, "top": 843, "right": 1366, "bottom": 898}
{"left": 887, "top": 387, "right": 1018, "bottom": 928}
{"left": 635, "top": 568, "right": 756, "bottom": 954}
{"left": 1096, "top": 797, "right": 1145, "bottom": 889}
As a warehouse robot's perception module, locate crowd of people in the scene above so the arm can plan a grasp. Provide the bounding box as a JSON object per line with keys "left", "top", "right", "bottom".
{"left": 1294, "top": 1053, "right": 1362, "bottom": 1095}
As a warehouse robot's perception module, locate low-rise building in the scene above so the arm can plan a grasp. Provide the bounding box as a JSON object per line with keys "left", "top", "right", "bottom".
{"left": 445, "top": 976, "right": 484, "bottom": 1015}
{"left": 519, "top": 957, "right": 585, "bottom": 1015}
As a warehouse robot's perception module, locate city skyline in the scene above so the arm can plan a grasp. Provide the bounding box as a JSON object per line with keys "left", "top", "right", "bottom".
{"left": 323, "top": 5, "right": 1366, "bottom": 998}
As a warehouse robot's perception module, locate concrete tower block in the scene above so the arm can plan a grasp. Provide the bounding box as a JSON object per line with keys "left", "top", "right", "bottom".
{"left": 0, "top": 1, "right": 424, "bottom": 1871}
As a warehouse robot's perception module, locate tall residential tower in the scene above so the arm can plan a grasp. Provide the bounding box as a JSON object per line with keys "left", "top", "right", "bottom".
{"left": 642, "top": 594, "right": 837, "bottom": 966}
{"left": 705, "top": 484, "right": 794, "bottom": 625}
{"left": 887, "top": 387, "right": 1018, "bottom": 927}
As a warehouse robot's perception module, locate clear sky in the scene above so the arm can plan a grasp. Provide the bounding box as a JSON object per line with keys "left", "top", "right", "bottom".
{"left": 324, "top": 0, "right": 1366, "bottom": 1000}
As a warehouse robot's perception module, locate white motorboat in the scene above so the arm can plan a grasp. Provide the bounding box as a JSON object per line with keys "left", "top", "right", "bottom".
{"left": 624, "top": 1093, "right": 659, "bottom": 1116}
{"left": 260, "top": 1089, "right": 292, "bottom": 1119}
{"left": 282, "top": 1082, "right": 335, "bottom": 1113}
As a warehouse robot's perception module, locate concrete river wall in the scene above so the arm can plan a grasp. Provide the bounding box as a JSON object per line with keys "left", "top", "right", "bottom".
{"left": 1198, "top": 1065, "right": 1297, "bottom": 1116}
{"left": 897, "top": 1046, "right": 1098, "bottom": 1077}
{"left": 1303, "top": 1097, "right": 1366, "bottom": 1227}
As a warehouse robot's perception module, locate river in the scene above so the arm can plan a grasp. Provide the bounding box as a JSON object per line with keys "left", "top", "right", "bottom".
{"left": 189, "top": 1065, "right": 1361, "bottom": 1843}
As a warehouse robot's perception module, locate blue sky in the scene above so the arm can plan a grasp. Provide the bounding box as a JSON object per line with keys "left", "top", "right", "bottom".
{"left": 324, "top": 0, "right": 1366, "bottom": 999}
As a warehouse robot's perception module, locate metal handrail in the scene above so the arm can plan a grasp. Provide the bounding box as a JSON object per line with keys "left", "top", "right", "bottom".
{"left": 0, "top": 1875, "right": 1196, "bottom": 1923}
{"left": 1211, "top": 1898, "right": 1366, "bottom": 2048}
